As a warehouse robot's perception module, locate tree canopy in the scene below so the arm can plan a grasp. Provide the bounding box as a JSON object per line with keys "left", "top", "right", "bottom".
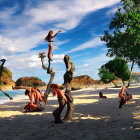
{"left": 98, "top": 68, "right": 116, "bottom": 83}
{"left": 101, "top": 0, "right": 140, "bottom": 66}
{"left": 99, "top": 57, "right": 130, "bottom": 85}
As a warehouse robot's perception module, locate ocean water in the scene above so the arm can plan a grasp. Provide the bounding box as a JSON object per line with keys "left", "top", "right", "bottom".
{"left": 0, "top": 90, "right": 26, "bottom": 105}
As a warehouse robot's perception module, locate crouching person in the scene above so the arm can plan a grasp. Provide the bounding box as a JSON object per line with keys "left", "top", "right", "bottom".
{"left": 24, "top": 87, "right": 47, "bottom": 112}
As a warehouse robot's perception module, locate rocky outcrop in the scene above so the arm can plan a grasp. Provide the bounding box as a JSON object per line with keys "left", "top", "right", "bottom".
{"left": 71, "top": 75, "right": 95, "bottom": 87}
{"left": 0, "top": 67, "right": 15, "bottom": 90}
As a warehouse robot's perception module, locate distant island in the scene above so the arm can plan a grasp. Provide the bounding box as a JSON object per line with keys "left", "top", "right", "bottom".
{"left": 0, "top": 67, "right": 139, "bottom": 90}
{"left": 0, "top": 66, "right": 46, "bottom": 90}
{"left": 71, "top": 73, "right": 140, "bottom": 88}
{"left": 71, "top": 75, "right": 95, "bottom": 88}
{"left": 16, "top": 77, "right": 46, "bottom": 87}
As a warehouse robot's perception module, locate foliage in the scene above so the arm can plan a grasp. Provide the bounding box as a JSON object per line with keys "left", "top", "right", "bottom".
{"left": 3, "top": 68, "right": 12, "bottom": 78}
{"left": 99, "top": 57, "right": 130, "bottom": 84}
{"left": 0, "top": 80, "right": 3, "bottom": 85}
{"left": 16, "top": 77, "right": 46, "bottom": 87}
{"left": 0, "top": 67, "right": 14, "bottom": 87}
{"left": 98, "top": 68, "right": 116, "bottom": 83}
{"left": 101, "top": 0, "right": 140, "bottom": 66}
{"left": 38, "top": 52, "right": 46, "bottom": 62}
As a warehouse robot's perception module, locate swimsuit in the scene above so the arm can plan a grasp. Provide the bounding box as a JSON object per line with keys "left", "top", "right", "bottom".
{"left": 48, "top": 42, "right": 53, "bottom": 60}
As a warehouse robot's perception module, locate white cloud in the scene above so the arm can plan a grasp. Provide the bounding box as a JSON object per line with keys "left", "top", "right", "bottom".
{"left": 0, "top": 4, "right": 18, "bottom": 22}
{"left": 106, "top": 6, "right": 121, "bottom": 15}
{"left": 30, "top": 54, "right": 40, "bottom": 62}
{"left": 0, "top": 55, "right": 7, "bottom": 60}
{"left": 53, "top": 54, "right": 64, "bottom": 59}
{"left": 87, "top": 54, "right": 112, "bottom": 65}
{"left": 52, "top": 54, "right": 65, "bottom": 63}
{"left": 77, "top": 63, "right": 89, "bottom": 68}
{"left": 0, "top": 0, "right": 120, "bottom": 55}
{"left": 74, "top": 53, "right": 113, "bottom": 79}
{"left": 26, "top": 0, "right": 120, "bottom": 31}
{"left": 0, "top": 0, "right": 120, "bottom": 82}
{"left": 66, "top": 36, "right": 104, "bottom": 53}
{"left": 0, "top": 33, "right": 44, "bottom": 53}
{"left": 29, "top": 61, "right": 41, "bottom": 68}
{"left": 84, "top": 64, "right": 89, "bottom": 67}
{"left": 101, "top": 47, "right": 108, "bottom": 51}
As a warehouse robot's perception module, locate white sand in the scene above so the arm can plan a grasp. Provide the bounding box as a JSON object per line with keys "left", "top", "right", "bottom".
{"left": 0, "top": 87, "right": 140, "bottom": 140}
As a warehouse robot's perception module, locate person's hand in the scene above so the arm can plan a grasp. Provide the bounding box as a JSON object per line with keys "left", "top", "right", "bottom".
{"left": 58, "top": 30, "right": 62, "bottom": 33}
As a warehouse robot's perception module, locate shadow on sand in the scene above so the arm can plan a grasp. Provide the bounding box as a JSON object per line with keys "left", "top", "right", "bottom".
{"left": 0, "top": 87, "right": 139, "bottom": 140}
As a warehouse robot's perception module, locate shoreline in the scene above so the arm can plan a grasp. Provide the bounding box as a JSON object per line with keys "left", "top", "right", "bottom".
{"left": 0, "top": 86, "right": 140, "bottom": 105}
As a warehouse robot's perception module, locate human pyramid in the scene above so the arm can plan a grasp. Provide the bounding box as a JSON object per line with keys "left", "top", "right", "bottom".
{"left": 24, "top": 30, "right": 75, "bottom": 124}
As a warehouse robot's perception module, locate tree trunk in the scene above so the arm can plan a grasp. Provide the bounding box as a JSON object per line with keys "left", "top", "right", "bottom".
{"left": 39, "top": 54, "right": 75, "bottom": 123}
{"left": 127, "top": 61, "right": 134, "bottom": 87}
{"left": 0, "top": 89, "right": 13, "bottom": 100}
{"left": 64, "top": 101, "right": 74, "bottom": 121}
{"left": 0, "top": 59, "right": 6, "bottom": 79}
{"left": 62, "top": 56, "right": 75, "bottom": 121}
{"left": 63, "top": 83, "right": 74, "bottom": 121}
{"left": 122, "top": 80, "right": 125, "bottom": 86}
{"left": 39, "top": 54, "right": 55, "bottom": 99}
{"left": 0, "top": 59, "right": 13, "bottom": 100}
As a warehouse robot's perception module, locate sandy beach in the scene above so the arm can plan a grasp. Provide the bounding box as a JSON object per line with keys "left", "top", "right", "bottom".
{"left": 0, "top": 87, "right": 140, "bottom": 140}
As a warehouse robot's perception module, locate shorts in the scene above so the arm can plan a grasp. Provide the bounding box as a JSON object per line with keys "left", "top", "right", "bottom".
{"left": 36, "top": 100, "right": 46, "bottom": 111}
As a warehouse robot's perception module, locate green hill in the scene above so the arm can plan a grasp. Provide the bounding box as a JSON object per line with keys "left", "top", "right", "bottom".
{"left": 16, "top": 77, "right": 46, "bottom": 87}
{"left": 0, "top": 67, "right": 15, "bottom": 89}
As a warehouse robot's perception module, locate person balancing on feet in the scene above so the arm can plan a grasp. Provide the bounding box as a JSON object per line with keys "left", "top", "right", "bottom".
{"left": 45, "top": 30, "right": 62, "bottom": 73}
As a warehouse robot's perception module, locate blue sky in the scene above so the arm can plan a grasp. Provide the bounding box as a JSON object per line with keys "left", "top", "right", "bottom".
{"left": 0, "top": 0, "right": 139, "bottom": 84}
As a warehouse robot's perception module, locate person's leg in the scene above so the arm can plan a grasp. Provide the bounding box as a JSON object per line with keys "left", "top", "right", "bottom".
{"left": 53, "top": 98, "right": 66, "bottom": 123}
{"left": 28, "top": 103, "right": 38, "bottom": 111}
{"left": 48, "top": 43, "right": 53, "bottom": 60}
{"left": 119, "top": 97, "right": 126, "bottom": 108}
{"left": 47, "top": 43, "right": 53, "bottom": 73}
{"left": 47, "top": 58, "right": 51, "bottom": 73}
{"left": 24, "top": 104, "right": 30, "bottom": 112}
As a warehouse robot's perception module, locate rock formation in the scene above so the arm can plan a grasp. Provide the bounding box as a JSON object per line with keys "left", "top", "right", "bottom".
{"left": 0, "top": 59, "right": 13, "bottom": 100}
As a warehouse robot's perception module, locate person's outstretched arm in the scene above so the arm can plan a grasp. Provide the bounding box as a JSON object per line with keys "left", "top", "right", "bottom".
{"left": 52, "top": 30, "right": 62, "bottom": 38}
